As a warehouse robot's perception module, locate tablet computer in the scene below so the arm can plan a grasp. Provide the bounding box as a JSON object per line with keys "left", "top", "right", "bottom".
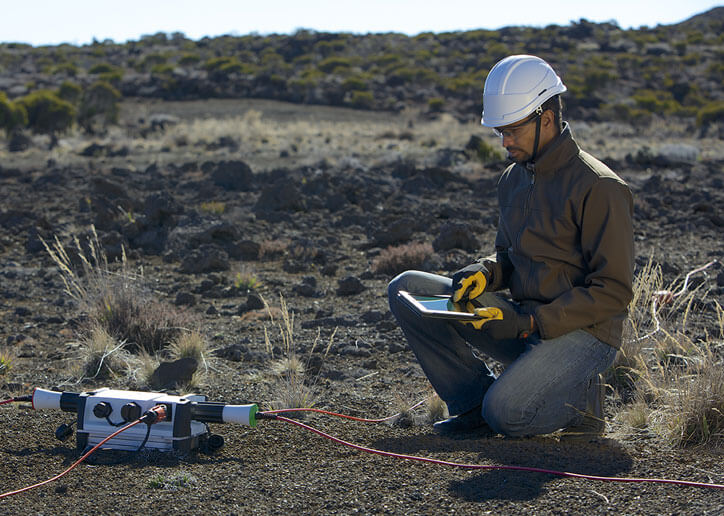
{"left": 397, "top": 290, "right": 482, "bottom": 320}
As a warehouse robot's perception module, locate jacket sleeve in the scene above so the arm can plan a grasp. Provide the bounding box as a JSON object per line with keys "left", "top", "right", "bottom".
{"left": 481, "top": 225, "right": 513, "bottom": 292}
{"left": 533, "top": 177, "right": 634, "bottom": 339}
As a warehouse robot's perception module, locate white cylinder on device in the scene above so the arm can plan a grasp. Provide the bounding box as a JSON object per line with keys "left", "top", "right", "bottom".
{"left": 32, "top": 388, "right": 62, "bottom": 410}
{"left": 222, "top": 404, "right": 258, "bottom": 427}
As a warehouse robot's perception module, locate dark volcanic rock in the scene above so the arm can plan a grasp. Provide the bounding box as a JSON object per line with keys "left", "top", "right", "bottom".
{"left": 432, "top": 222, "right": 479, "bottom": 252}
{"left": 149, "top": 357, "right": 198, "bottom": 389}
{"left": 210, "top": 160, "right": 254, "bottom": 190}
{"left": 337, "top": 275, "right": 365, "bottom": 296}
{"left": 179, "top": 245, "right": 231, "bottom": 274}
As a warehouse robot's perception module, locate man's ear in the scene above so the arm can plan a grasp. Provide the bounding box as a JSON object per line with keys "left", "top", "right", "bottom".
{"left": 541, "top": 109, "right": 555, "bottom": 128}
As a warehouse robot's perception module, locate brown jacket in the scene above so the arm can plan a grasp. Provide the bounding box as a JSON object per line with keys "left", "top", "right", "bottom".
{"left": 485, "top": 125, "right": 634, "bottom": 349}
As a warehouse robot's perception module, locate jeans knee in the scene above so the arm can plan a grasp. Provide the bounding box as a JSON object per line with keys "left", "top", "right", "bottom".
{"left": 482, "top": 389, "right": 535, "bottom": 437}
{"left": 387, "top": 271, "right": 415, "bottom": 304}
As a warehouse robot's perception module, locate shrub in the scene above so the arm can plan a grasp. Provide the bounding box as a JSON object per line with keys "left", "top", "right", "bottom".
{"left": 318, "top": 56, "right": 356, "bottom": 74}
{"left": 17, "top": 89, "right": 75, "bottom": 135}
{"left": 147, "top": 472, "right": 197, "bottom": 490}
{"left": 342, "top": 75, "right": 370, "bottom": 92}
{"left": 696, "top": 100, "right": 724, "bottom": 129}
{"left": 387, "top": 67, "right": 436, "bottom": 86}
{"left": 0, "top": 91, "right": 28, "bottom": 135}
{"left": 428, "top": 97, "right": 445, "bottom": 112}
{"left": 465, "top": 134, "right": 503, "bottom": 162}
{"left": 140, "top": 53, "right": 168, "bottom": 70}
{"left": 50, "top": 62, "right": 80, "bottom": 76}
{"left": 179, "top": 53, "right": 201, "bottom": 66}
{"left": 347, "top": 90, "right": 374, "bottom": 109}
{"left": 265, "top": 295, "right": 336, "bottom": 412}
{"left": 371, "top": 242, "right": 434, "bottom": 276}
{"left": 151, "top": 63, "right": 175, "bottom": 76}
{"left": 42, "top": 227, "right": 188, "bottom": 355}
{"left": 57, "top": 81, "right": 82, "bottom": 104}
{"left": 0, "top": 347, "right": 13, "bottom": 376}
{"left": 168, "top": 330, "right": 207, "bottom": 364}
{"left": 88, "top": 62, "right": 117, "bottom": 74}
{"left": 204, "top": 56, "right": 252, "bottom": 79}
{"left": 78, "top": 324, "right": 132, "bottom": 380}
{"left": 199, "top": 201, "right": 226, "bottom": 215}
{"left": 235, "top": 270, "right": 260, "bottom": 290}
{"left": 78, "top": 81, "right": 121, "bottom": 133}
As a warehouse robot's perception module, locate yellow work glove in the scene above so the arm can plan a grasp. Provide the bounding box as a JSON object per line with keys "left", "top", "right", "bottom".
{"left": 451, "top": 262, "right": 492, "bottom": 303}
{"left": 460, "top": 305, "right": 503, "bottom": 330}
{"left": 457, "top": 303, "right": 535, "bottom": 339}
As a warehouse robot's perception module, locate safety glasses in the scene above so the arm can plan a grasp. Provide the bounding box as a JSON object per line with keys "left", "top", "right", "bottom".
{"left": 492, "top": 113, "right": 540, "bottom": 139}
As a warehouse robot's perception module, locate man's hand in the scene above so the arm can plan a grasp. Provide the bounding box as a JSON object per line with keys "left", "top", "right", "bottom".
{"left": 451, "top": 263, "right": 492, "bottom": 303}
{"left": 460, "top": 303, "right": 535, "bottom": 340}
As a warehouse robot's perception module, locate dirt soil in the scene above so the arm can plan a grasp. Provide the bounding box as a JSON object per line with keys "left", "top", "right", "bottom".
{"left": 1, "top": 99, "right": 723, "bottom": 514}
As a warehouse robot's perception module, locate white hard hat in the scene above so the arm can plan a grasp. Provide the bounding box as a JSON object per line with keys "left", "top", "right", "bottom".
{"left": 481, "top": 55, "right": 567, "bottom": 127}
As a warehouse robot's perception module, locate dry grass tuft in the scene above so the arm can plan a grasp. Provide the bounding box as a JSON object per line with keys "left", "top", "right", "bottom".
{"left": 168, "top": 330, "right": 207, "bottom": 363}
{"left": 0, "top": 347, "right": 15, "bottom": 376}
{"left": 131, "top": 349, "right": 161, "bottom": 388}
{"left": 263, "top": 295, "right": 336, "bottom": 412}
{"left": 611, "top": 255, "right": 724, "bottom": 447}
{"left": 77, "top": 324, "right": 133, "bottom": 381}
{"left": 425, "top": 392, "right": 448, "bottom": 423}
{"left": 371, "top": 242, "right": 434, "bottom": 276}
{"left": 42, "top": 227, "right": 188, "bottom": 354}
{"left": 199, "top": 201, "right": 226, "bottom": 215}
{"left": 662, "top": 342, "right": 724, "bottom": 446}
{"left": 258, "top": 238, "right": 290, "bottom": 260}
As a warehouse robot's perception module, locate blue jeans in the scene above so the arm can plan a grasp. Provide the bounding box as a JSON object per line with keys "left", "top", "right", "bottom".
{"left": 387, "top": 270, "right": 618, "bottom": 437}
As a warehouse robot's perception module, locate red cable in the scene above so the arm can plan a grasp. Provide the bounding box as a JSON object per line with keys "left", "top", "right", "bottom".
{"left": 273, "top": 415, "right": 724, "bottom": 490}
{"left": 0, "top": 399, "right": 16, "bottom": 406}
{"left": 0, "top": 409, "right": 167, "bottom": 499}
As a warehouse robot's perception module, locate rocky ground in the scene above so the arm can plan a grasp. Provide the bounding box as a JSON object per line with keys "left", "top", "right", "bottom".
{"left": 0, "top": 98, "right": 723, "bottom": 514}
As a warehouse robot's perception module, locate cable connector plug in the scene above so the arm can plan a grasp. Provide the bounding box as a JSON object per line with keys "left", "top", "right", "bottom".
{"left": 140, "top": 405, "right": 167, "bottom": 425}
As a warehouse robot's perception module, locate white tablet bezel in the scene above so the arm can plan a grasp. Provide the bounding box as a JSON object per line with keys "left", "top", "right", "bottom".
{"left": 397, "top": 290, "right": 482, "bottom": 320}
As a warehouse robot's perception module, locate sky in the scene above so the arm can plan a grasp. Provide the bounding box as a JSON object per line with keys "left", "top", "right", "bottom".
{"left": 2, "top": 0, "right": 721, "bottom": 47}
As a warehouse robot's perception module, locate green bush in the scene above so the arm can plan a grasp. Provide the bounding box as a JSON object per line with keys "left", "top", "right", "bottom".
{"left": 57, "top": 81, "right": 82, "bottom": 104}
{"left": 151, "top": 63, "right": 175, "bottom": 76}
{"left": 140, "top": 53, "right": 168, "bottom": 71}
{"left": 465, "top": 135, "right": 502, "bottom": 162}
{"left": 387, "top": 67, "right": 436, "bottom": 86}
{"left": 318, "top": 56, "right": 356, "bottom": 74}
{"left": 78, "top": 81, "right": 121, "bottom": 133}
{"left": 0, "top": 91, "right": 28, "bottom": 135}
{"left": 17, "top": 89, "right": 75, "bottom": 135}
{"left": 632, "top": 89, "right": 680, "bottom": 115}
{"left": 316, "top": 39, "right": 347, "bottom": 56}
{"left": 204, "top": 56, "right": 253, "bottom": 79}
{"left": 347, "top": 90, "right": 374, "bottom": 109}
{"left": 696, "top": 101, "right": 724, "bottom": 128}
{"left": 342, "top": 75, "right": 370, "bottom": 92}
{"left": 602, "top": 102, "right": 653, "bottom": 126}
{"left": 179, "top": 53, "right": 201, "bottom": 66}
{"left": 88, "top": 62, "right": 117, "bottom": 74}
{"left": 427, "top": 97, "right": 445, "bottom": 112}
{"left": 50, "top": 62, "right": 80, "bottom": 76}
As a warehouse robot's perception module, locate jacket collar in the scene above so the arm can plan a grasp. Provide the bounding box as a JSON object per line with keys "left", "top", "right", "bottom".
{"left": 525, "top": 123, "right": 579, "bottom": 175}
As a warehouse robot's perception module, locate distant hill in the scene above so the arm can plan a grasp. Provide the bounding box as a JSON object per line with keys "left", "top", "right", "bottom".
{"left": 0, "top": 7, "right": 722, "bottom": 126}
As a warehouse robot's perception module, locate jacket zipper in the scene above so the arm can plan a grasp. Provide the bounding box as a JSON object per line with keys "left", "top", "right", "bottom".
{"left": 515, "top": 168, "right": 536, "bottom": 295}
{"left": 515, "top": 168, "right": 535, "bottom": 251}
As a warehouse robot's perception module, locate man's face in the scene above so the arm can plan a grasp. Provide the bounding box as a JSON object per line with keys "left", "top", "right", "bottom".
{"left": 493, "top": 114, "right": 540, "bottom": 164}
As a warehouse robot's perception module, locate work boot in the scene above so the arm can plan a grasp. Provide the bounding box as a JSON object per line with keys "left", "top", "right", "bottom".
{"left": 433, "top": 405, "right": 493, "bottom": 435}
{"left": 561, "top": 374, "right": 605, "bottom": 442}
